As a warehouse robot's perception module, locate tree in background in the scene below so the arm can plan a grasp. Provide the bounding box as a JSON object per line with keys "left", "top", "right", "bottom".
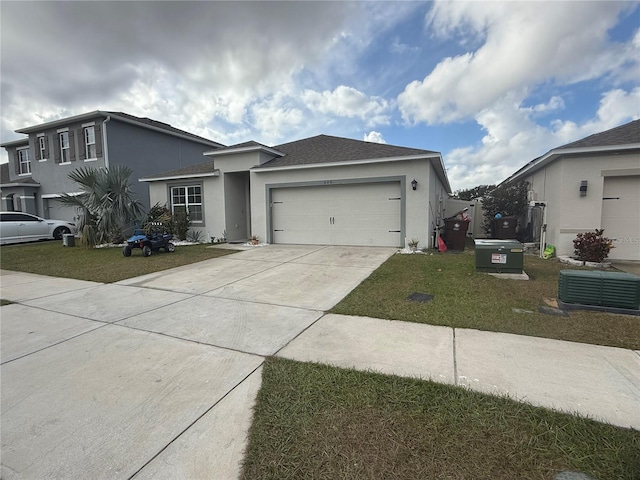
{"left": 57, "top": 166, "right": 144, "bottom": 247}
{"left": 451, "top": 184, "right": 495, "bottom": 201}
{"left": 480, "top": 181, "right": 529, "bottom": 235}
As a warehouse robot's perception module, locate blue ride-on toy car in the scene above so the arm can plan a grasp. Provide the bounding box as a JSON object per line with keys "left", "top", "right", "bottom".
{"left": 123, "top": 229, "right": 175, "bottom": 257}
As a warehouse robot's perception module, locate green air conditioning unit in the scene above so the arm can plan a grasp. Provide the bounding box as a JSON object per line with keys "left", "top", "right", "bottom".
{"left": 474, "top": 239, "right": 524, "bottom": 274}
{"left": 558, "top": 270, "right": 640, "bottom": 310}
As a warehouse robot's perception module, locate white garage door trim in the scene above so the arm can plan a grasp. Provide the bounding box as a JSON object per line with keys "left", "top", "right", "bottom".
{"left": 266, "top": 176, "right": 406, "bottom": 246}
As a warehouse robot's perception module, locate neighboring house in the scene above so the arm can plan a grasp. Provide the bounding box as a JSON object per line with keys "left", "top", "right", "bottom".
{"left": 1, "top": 111, "right": 223, "bottom": 222}
{"left": 141, "top": 135, "right": 452, "bottom": 248}
{"left": 501, "top": 120, "right": 640, "bottom": 261}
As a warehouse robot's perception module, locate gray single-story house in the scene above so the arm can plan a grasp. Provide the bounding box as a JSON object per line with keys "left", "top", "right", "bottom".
{"left": 501, "top": 120, "right": 640, "bottom": 261}
{"left": 141, "top": 135, "right": 452, "bottom": 248}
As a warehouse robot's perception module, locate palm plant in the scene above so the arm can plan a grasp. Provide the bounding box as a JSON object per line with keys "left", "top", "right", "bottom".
{"left": 57, "top": 165, "right": 144, "bottom": 247}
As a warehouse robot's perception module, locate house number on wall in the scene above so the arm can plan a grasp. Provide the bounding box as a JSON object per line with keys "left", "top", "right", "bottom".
{"left": 323, "top": 180, "right": 333, "bottom": 185}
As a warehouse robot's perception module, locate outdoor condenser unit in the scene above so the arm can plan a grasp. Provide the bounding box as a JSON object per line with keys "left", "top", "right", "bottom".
{"left": 558, "top": 270, "right": 640, "bottom": 310}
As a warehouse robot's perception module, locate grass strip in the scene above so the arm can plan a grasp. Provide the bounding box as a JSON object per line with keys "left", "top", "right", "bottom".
{"left": 0, "top": 241, "right": 234, "bottom": 283}
{"left": 242, "top": 358, "right": 639, "bottom": 480}
{"left": 331, "top": 250, "right": 640, "bottom": 349}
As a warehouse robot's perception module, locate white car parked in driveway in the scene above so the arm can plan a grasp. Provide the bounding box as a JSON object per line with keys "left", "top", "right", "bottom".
{"left": 0, "top": 212, "right": 76, "bottom": 245}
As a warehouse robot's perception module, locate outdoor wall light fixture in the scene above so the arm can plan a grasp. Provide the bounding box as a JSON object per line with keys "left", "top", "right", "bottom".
{"left": 411, "top": 179, "right": 418, "bottom": 190}
{"left": 579, "top": 180, "right": 588, "bottom": 197}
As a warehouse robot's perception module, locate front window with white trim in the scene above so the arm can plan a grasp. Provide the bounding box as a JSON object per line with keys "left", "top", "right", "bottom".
{"left": 84, "top": 126, "right": 96, "bottom": 159}
{"left": 59, "top": 131, "right": 70, "bottom": 163}
{"left": 171, "top": 186, "right": 203, "bottom": 223}
{"left": 38, "top": 136, "right": 47, "bottom": 161}
{"left": 18, "top": 148, "right": 31, "bottom": 175}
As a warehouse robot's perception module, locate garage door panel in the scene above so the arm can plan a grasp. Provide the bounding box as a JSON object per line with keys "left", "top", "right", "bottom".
{"left": 601, "top": 176, "right": 640, "bottom": 261}
{"left": 336, "top": 213, "right": 400, "bottom": 229}
{"left": 272, "top": 182, "right": 402, "bottom": 247}
{"left": 333, "top": 229, "right": 400, "bottom": 247}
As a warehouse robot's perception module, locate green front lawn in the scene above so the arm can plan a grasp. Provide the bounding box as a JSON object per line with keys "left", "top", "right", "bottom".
{"left": 242, "top": 358, "right": 639, "bottom": 480}
{"left": 331, "top": 249, "right": 640, "bottom": 350}
{"left": 0, "top": 240, "right": 234, "bottom": 283}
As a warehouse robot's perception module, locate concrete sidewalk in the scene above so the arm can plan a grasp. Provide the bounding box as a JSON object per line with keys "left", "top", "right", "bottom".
{"left": 0, "top": 245, "right": 395, "bottom": 479}
{"left": 1, "top": 245, "right": 639, "bottom": 479}
{"left": 277, "top": 314, "right": 640, "bottom": 430}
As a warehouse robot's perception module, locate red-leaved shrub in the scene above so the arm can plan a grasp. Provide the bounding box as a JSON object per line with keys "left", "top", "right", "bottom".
{"left": 573, "top": 229, "right": 614, "bottom": 263}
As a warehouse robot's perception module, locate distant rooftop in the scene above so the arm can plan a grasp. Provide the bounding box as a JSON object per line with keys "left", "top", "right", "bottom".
{"left": 558, "top": 119, "right": 640, "bottom": 149}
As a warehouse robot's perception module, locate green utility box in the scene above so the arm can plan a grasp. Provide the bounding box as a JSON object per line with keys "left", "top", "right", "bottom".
{"left": 474, "top": 239, "right": 524, "bottom": 274}
{"left": 558, "top": 270, "right": 640, "bottom": 310}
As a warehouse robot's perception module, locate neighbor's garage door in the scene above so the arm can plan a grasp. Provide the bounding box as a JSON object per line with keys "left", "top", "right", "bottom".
{"left": 601, "top": 175, "right": 640, "bottom": 261}
{"left": 272, "top": 182, "right": 401, "bottom": 247}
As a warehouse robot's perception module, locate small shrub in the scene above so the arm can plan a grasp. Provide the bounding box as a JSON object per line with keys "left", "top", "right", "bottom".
{"left": 573, "top": 229, "right": 614, "bottom": 263}
{"left": 170, "top": 210, "right": 190, "bottom": 240}
{"left": 187, "top": 230, "right": 203, "bottom": 243}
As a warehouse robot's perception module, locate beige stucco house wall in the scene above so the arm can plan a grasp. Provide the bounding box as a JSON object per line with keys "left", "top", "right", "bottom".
{"left": 502, "top": 120, "right": 640, "bottom": 261}
{"left": 142, "top": 135, "right": 451, "bottom": 249}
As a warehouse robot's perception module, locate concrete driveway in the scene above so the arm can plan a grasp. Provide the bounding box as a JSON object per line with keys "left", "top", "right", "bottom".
{"left": 0, "top": 245, "right": 395, "bottom": 479}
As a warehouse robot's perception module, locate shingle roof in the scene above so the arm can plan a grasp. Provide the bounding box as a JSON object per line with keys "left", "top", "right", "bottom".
{"left": 558, "top": 119, "right": 640, "bottom": 149}
{"left": 257, "top": 134, "right": 438, "bottom": 168}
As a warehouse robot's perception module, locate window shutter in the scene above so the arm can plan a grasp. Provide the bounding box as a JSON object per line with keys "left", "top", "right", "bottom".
{"left": 13, "top": 150, "right": 20, "bottom": 174}
{"left": 43, "top": 135, "right": 49, "bottom": 159}
{"left": 78, "top": 129, "right": 86, "bottom": 160}
{"left": 68, "top": 130, "right": 76, "bottom": 161}
{"left": 54, "top": 134, "right": 61, "bottom": 163}
{"left": 94, "top": 124, "right": 103, "bottom": 157}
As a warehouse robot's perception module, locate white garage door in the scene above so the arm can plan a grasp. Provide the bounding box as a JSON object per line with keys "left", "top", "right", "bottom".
{"left": 272, "top": 182, "right": 402, "bottom": 247}
{"left": 601, "top": 175, "right": 640, "bottom": 261}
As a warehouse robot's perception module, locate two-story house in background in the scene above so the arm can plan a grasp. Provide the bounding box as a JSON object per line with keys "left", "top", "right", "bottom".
{"left": 1, "top": 111, "right": 224, "bottom": 222}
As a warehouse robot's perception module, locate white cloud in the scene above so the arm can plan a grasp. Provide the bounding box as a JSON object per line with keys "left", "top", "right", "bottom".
{"left": 250, "top": 93, "right": 305, "bottom": 144}
{"left": 445, "top": 87, "right": 640, "bottom": 190}
{"left": 398, "top": 1, "right": 637, "bottom": 125}
{"left": 363, "top": 131, "right": 386, "bottom": 143}
{"left": 302, "top": 85, "right": 390, "bottom": 127}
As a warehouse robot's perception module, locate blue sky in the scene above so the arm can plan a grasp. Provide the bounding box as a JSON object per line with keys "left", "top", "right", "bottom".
{"left": 1, "top": 1, "right": 638, "bottom": 191}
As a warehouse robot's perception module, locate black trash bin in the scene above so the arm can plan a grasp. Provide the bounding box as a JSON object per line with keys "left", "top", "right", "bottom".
{"left": 444, "top": 219, "right": 470, "bottom": 251}
{"left": 491, "top": 216, "right": 517, "bottom": 239}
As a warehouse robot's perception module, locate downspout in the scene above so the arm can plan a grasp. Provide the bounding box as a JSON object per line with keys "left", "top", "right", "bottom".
{"left": 102, "top": 116, "right": 111, "bottom": 168}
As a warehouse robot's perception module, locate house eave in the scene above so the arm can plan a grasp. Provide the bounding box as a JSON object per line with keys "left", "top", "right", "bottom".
{"left": 252, "top": 153, "right": 452, "bottom": 193}
{"left": 0, "top": 138, "right": 30, "bottom": 148}
{"left": 252, "top": 154, "right": 440, "bottom": 172}
{"left": 16, "top": 111, "right": 106, "bottom": 134}
{"left": 1, "top": 181, "right": 41, "bottom": 188}
{"left": 41, "top": 192, "right": 82, "bottom": 199}
{"left": 139, "top": 170, "right": 221, "bottom": 183}
{"left": 204, "top": 145, "right": 284, "bottom": 157}
{"left": 502, "top": 143, "right": 640, "bottom": 185}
